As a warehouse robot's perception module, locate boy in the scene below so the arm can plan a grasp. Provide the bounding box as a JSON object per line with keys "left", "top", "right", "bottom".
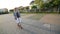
{"left": 13, "top": 8, "right": 23, "bottom": 29}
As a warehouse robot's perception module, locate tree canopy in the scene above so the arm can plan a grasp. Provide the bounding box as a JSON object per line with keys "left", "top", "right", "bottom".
{"left": 35, "top": 0, "right": 60, "bottom": 9}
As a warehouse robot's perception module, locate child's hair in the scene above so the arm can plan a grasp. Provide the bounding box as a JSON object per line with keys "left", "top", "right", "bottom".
{"left": 15, "top": 8, "right": 17, "bottom": 10}
{"left": 14, "top": 8, "right": 19, "bottom": 12}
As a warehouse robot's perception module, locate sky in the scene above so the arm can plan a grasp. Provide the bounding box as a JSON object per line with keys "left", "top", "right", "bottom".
{"left": 0, "top": 0, "right": 33, "bottom": 10}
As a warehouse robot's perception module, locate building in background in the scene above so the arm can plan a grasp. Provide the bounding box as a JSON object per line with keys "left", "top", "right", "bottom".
{"left": 0, "top": 8, "right": 8, "bottom": 14}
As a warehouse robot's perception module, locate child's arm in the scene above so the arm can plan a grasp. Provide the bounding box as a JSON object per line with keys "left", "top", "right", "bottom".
{"left": 13, "top": 12, "right": 17, "bottom": 20}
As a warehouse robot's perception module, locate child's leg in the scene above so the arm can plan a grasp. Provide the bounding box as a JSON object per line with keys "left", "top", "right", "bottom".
{"left": 17, "top": 18, "right": 22, "bottom": 23}
{"left": 18, "top": 18, "right": 23, "bottom": 29}
{"left": 20, "top": 18, "right": 22, "bottom": 23}
{"left": 16, "top": 18, "right": 20, "bottom": 27}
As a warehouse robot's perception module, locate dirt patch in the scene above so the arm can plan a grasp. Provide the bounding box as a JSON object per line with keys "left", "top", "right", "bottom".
{"left": 40, "top": 14, "right": 60, "bottom": 25}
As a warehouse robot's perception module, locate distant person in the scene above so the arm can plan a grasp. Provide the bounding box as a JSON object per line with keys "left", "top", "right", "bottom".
{"left": 13, "top": 8, "right": 23, "bottom": 29}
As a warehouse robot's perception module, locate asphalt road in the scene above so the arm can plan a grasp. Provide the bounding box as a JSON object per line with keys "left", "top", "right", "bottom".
{"left": 0, "top": 14, "right": 60, "bottom": 34}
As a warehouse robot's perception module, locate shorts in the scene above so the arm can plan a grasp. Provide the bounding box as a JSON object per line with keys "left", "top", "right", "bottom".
{"left": 15, "top": 18, "right": 22, "bottom": 23}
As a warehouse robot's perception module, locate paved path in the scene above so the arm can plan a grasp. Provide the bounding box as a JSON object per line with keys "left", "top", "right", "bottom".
{"left": 0, "top": 14, "right": 60, "bottom": 34}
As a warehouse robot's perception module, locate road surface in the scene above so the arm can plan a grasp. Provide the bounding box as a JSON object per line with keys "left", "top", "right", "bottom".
{"left": 0, "top": 14, "right": 60, "bottom": 34}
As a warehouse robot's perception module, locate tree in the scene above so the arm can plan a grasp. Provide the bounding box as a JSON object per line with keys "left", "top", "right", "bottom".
{"left": 30, "top": 1, "right": 35, "bottom": 5}
{"left": 35, "top": 0, "right": 44, "bottom": 9}
{"left": 32, "top": 6, "right": 37, "bottom": 9}
{"left": 35, "top": 0, "right": 60, "bottom": 11}
{"left": 9, "top": 9, "right": 14, "bottom": 12}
